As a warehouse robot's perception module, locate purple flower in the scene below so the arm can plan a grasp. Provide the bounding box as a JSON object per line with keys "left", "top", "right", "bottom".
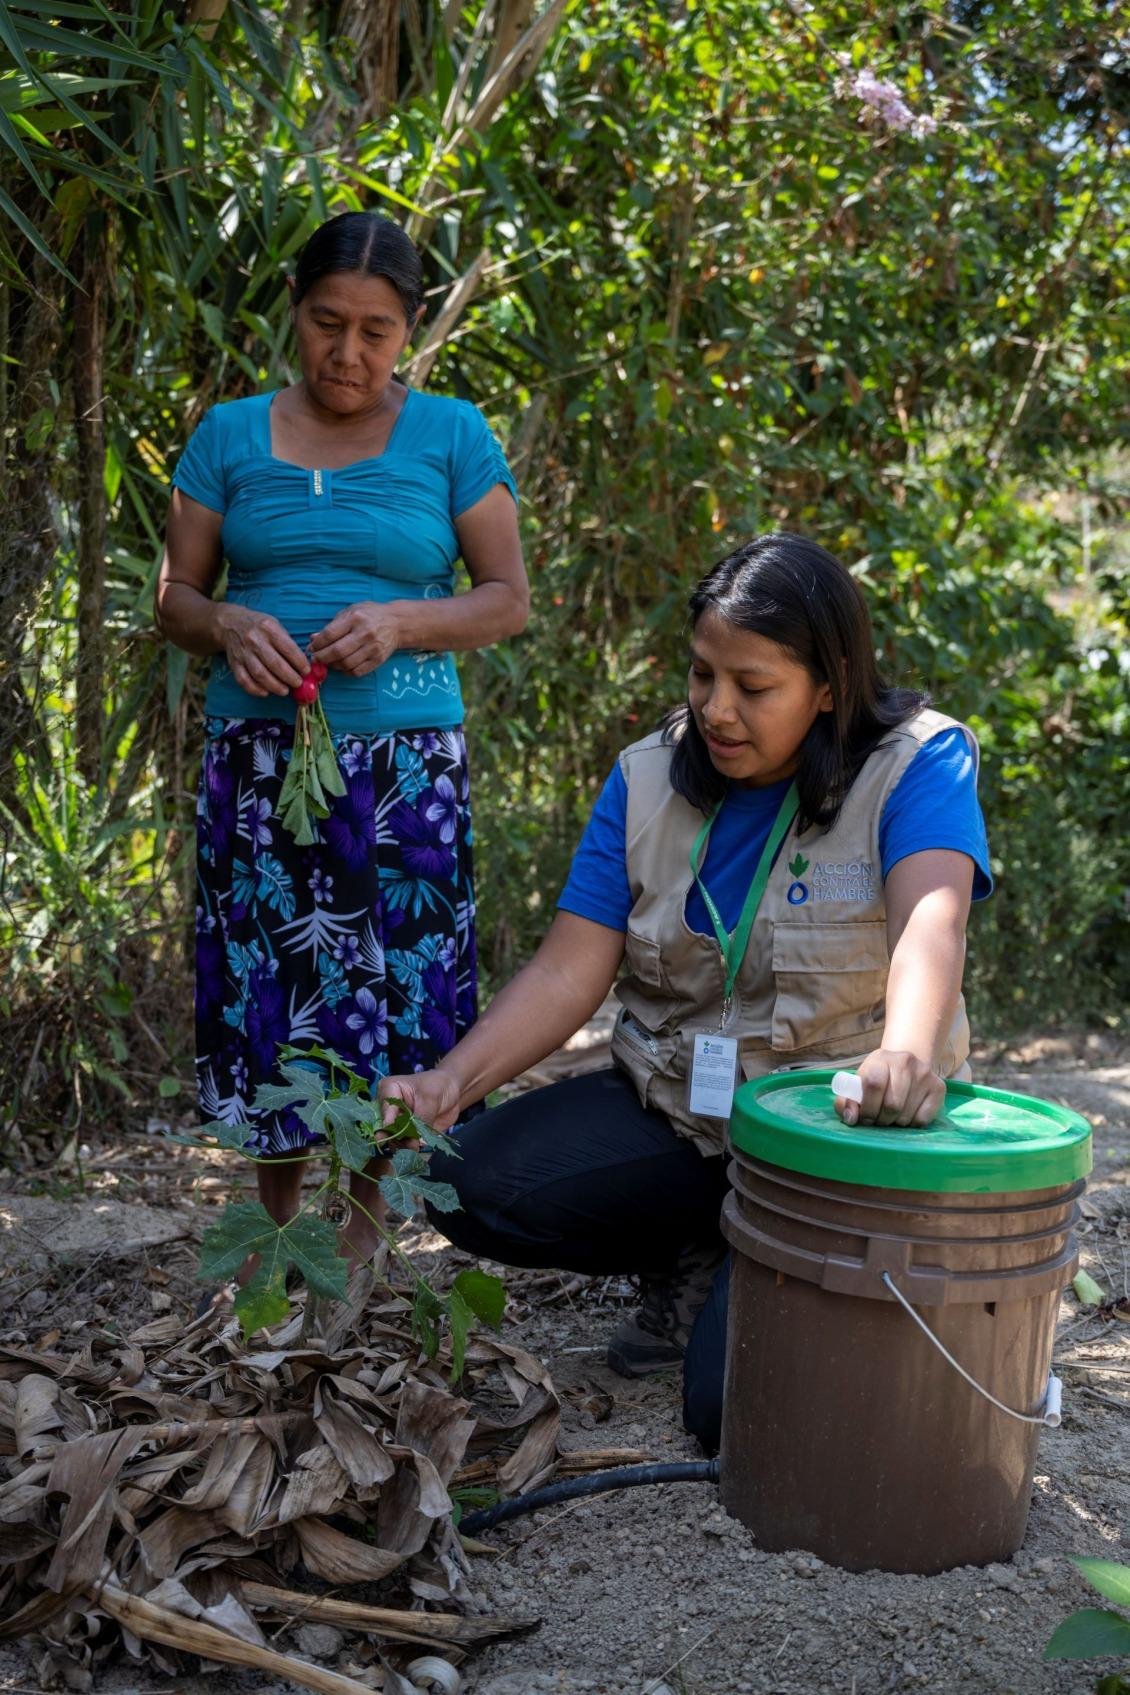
{"left": 340, "top": 738, "right": 372, "bottom": 777}
{"left": 309, "top": 866, "right": 334, "bottom": 903}
{"left": 377, "top": 889, "right": 406, "bottom": 935}
{"left": 324, "top": 774, "right": 377, "bottom": 872}
{"left": 246, "top": 964, "right": 290, "bottom": 1075}
{"left": 848, "top": 68, "right": 937, "bottom": 137}
{"left": 245, "top": 796, "right": 273, "bottom": 850}
{"left": 412, "top": 731, "right": 440, "bottom": 757}
{"left": 425, "top": 774, "right": 459, "bottom": 844}
{"left": 195, "top": 925, "right": 227, "bottom": 1026}
{"left": 420, "top": 959, "right": 458, "bottom": 1051}
{"left": 345, "top": 987, "right": 388, "bottom": 1057}
{"left": 230, "top": 1056, "right": 249, "bottom": 1093}
{"left": 388, "top": 798, "right": 455, "bottom": 880}
{"left": 204, "top": 741, "right": 238, "bottom": 861}
{"left": 316, "top": 1000, "right": 368, "bottom": 1073}
{"left": 333, "top": 933, "right": 361, "bottom": 970}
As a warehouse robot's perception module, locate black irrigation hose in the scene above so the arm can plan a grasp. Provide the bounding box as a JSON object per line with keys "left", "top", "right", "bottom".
{"left": 459, "top": 1459, "right": 720, "bottom": 1534}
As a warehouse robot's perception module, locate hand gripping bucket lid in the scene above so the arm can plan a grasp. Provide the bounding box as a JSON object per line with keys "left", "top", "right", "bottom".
{"left": 729, "top": 1069, "right": 1092, "bottom": 1193}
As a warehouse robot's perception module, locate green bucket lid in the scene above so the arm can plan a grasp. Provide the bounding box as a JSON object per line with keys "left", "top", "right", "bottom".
{"left": 729, "top": 1070, "right": 1092, "bottom": 1194}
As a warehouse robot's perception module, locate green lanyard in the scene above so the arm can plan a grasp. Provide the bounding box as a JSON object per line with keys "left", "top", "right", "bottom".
{"left": 689, "top": 780, "right": 800, "bottom": 1021}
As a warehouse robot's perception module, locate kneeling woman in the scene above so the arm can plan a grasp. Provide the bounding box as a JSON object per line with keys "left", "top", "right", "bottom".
{"left": 379, "top": 533, "right": 991, "bottom": 1450}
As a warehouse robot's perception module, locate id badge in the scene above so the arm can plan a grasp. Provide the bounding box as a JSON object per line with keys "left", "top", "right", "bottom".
{"left": 687, "top": 1030, "right": 739, "bottom": 1120}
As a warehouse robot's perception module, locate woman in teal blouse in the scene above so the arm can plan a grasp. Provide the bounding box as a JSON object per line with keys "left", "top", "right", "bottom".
{"left": 155, "top": 212, "right": 528, "bottom": 1270}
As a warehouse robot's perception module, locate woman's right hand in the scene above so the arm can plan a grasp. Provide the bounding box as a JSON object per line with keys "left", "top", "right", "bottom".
{"left": 218, "top": 605, "right": 310, "bottom": 697}
{"left": 379, "top": 1070, "right": 462, "bottom": 1133}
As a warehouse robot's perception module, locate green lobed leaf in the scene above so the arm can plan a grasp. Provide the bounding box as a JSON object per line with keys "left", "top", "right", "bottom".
{"left": 451, "top": 1268, "right": 505, "bottom": 1330}
{"left": 412, "top": 1281, "right": 443, "bottom": 1361}
{"left": 165, "top": 1118, "right": 260, "bottom": 1154}
{"left": 232, "top": 1267, "right": 291, "bottom": 1337}
{"left": 199, "top": 1201, "right": 347, "bottom": 1302}
{"left": 411, "top": 1176, "right": 462, "bottom": 1213}
{"left": 1073, "top": 1559, "right": 1130, "bottom": 1609}
{"left": 252, "top": 1061, "right": 324, "bottom": 1120}
{"left": 382, "top": 1102, "right": 460, "bottom": 1158}
{"left": 252, "top": 1062, "right": 377, "bottom": 1160}
{"left": 447, "top": 1285, "right": 475, "bottom": 1381}
{"left": 1073, "top": 1270, "right": 1107, "bottom": 1308}
{"left": 379, "top": 1159, "right": 427, "bottom": 1220}
{"left": 322, "top": 1093, "right": 376, "bottom": 1172}
{"left": 1044, "top": 1609, "right": 1130, "bottom": 1661}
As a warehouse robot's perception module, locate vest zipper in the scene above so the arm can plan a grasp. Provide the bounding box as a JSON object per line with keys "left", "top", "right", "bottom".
{"left": 620, "top": 1011, "right": 660, "bottom": 1054}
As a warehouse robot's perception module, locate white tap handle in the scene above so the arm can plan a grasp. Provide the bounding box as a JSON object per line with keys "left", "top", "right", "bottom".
{"left": 831, "top": 1069, "right": 863, "bottom": 1104}
{"left": 1044, "top": 1373, "right": 1063, "bottom": 1427}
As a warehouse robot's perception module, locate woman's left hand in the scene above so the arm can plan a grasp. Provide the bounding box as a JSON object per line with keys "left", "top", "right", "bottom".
{"left": 836, "top": 1049, "right": 945, "bottom": 1129}
{"left": 310, "top": 601, "right": 403, "bottom": 676}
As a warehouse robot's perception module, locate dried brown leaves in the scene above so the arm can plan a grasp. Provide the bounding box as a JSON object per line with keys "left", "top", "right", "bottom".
{"left": 0, "top": 1288, "right": 551, "bottom": 1690}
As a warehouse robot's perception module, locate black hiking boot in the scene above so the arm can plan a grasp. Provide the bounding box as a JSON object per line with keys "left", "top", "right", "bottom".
{"left": 606, "top": 1240, "right": 726, "bottom": 1378}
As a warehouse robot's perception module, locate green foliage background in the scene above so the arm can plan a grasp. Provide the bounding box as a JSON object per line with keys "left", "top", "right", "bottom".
{"left": 0, "top": 0, "right": 1127, "bottom": 1143}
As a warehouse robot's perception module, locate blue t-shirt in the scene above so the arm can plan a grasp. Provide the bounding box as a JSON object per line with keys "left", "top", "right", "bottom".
{"left": 559, "top": 727, "right": 992, "bottom": 933}
{"left": 172, "top": 386, "right": 517, "bottom": 735}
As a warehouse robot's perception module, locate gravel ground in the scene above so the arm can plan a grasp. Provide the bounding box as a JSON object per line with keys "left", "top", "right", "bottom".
{"left": 2, "top": 1044, "right": 1128, "bottom": 1695}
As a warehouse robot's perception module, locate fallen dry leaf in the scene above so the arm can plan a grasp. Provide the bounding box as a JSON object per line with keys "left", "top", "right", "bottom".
{"left": 0, "top": 1283, "right": 553, "bottom": 1685}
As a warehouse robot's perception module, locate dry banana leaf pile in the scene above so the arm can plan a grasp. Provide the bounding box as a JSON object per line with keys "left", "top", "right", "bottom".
{"left": 0, "top": 1291, "right": 557, "bottom": 1692}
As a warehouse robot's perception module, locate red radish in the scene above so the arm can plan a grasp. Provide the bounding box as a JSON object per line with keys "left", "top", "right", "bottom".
{"left": 292, "top": 676, "right": 320, "bottom": 705}
{"left": 310, "top": 661, "right": 328, "bottom": 684}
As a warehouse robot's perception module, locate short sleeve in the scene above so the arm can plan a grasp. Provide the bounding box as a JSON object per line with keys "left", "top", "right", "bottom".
{"left": 449, "top": 402, "right": 517, "bottom": 518}
{"left": 172, "top": 407, "right": 227, "bottom": 514}
{"left": 879, "top": 728, "right": 993, "bottom": 900}
{"left": 557, "top": 763, "right": 632, "bottom": 932}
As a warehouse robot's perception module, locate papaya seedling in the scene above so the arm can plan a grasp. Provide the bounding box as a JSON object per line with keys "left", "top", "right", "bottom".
{"left": 169, "top": 1042, "right": 504, "bottom": 1370}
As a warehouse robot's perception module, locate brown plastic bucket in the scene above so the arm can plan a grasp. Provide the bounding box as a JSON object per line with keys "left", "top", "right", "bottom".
{"left": 719, "top": 1144, "right": 1084, "bottom": 1574}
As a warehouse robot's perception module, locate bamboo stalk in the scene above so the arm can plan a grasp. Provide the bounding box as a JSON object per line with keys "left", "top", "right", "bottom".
{"left": 95, "top": 1583, "right": 378, "bottom": 1695}
{"left": 72, "top": 218, "right": 108, "bottom": 787}
{"left": 238, "top": 1580, "right": 538, "bottom": 1647}
{"left": 404, "top": 251, "right": 490, "bottom": 388}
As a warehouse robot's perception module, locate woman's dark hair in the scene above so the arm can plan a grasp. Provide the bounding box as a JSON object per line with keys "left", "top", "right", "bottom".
{"left": 665, "top": 532, "right": 925, "bottom": 832}
{"left": 292, "top": 212, "right": 423, "bottom": 322}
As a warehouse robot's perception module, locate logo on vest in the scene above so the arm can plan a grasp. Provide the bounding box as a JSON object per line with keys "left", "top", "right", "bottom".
{"left": 809, "top": 860, "right": 877, "bottom": 902}
{"left": 786, "top": 853, "right": 810, "bottom": 905}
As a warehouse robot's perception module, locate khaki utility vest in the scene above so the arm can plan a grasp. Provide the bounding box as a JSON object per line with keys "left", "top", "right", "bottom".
{"left": 609, "top": 708, "right": 974, "bottom": 1155}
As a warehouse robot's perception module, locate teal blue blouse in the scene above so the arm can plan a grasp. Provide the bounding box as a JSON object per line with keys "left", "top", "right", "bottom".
{"left": 171, "top": 386, "right": 517, "bottom": 735}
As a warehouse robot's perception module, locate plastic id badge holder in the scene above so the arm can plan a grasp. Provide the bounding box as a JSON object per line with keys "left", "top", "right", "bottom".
{"left": 688, "top": 1031, "right": 739, "bottom": 1119}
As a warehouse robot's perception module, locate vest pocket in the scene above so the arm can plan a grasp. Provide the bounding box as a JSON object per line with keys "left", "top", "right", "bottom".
{"left": 624, "top": 926, "right": 666, "bottom": 989}
{"left": 770, "top": 921, "right": 889, "bottom": 1053}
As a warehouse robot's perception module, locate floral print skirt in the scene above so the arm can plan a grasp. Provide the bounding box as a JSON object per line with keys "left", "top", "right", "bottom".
{"left": 195, "top": 717, "right": 478, "bottom": 1153}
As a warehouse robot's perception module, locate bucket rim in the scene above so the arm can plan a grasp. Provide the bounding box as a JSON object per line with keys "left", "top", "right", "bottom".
{"left": 730, "top": 1070, "right": 1093, "bottom": 1194}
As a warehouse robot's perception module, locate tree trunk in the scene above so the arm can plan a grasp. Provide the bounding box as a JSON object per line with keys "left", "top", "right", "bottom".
{"left": 186, "top": 0, "right": 230, "bottom": 42}
{"left": 309, "top": 0, "right": 399, "bottom": 148}
{"left": 73, "top": 217, "right": 108, "bottom": 788}
{"left": 485, "top": 0, "right": 533, "bottom": 79}
{"left": 0, "top": 232, "right": 63, "bottom": 810}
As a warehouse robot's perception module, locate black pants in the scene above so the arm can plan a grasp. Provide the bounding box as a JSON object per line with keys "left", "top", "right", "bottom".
{"left": 428, "top": 1067, "right": 732, "bottom": 1451}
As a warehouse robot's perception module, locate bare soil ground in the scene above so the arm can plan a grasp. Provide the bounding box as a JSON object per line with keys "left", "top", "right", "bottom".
{"left": 2, "top": 1024, "right": 1129, "bottom": 1695}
